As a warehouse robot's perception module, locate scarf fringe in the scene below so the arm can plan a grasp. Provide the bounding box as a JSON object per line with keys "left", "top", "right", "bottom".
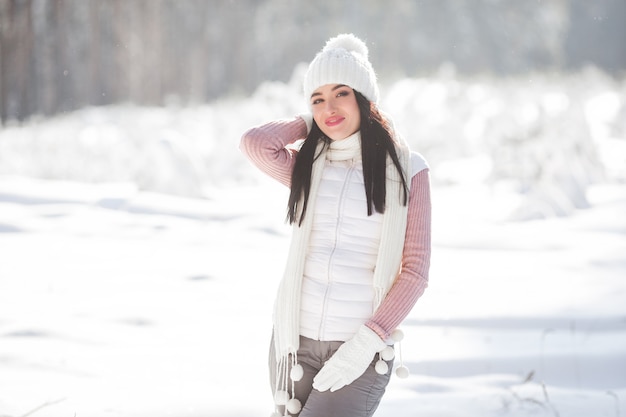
{"left": 273, "top": 352, "right": 302, "bottom": 416}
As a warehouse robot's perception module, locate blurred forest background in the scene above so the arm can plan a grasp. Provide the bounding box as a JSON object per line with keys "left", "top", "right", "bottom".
{"left": 2, "top": 3, "right": 626, "bottom": 417}
{"left": 1, "top": 0, "right": 625, "bottom": 123}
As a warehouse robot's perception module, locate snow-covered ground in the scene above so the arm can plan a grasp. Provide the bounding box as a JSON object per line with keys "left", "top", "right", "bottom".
{"left": 1, "top": 70, "right": 625, "bottom": 416}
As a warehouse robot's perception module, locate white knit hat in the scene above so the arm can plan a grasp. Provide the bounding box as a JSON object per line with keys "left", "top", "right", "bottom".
{"left": 303, "top": 33, "right": 379, "bottom": 105}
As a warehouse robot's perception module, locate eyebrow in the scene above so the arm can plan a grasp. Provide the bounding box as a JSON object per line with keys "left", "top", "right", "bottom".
{"left": 310, "top": 84, "right": 349, "bottom": 98}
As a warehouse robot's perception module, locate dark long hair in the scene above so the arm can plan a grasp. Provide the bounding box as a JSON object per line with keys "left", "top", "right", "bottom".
{"left": 287, "top": 90, "right": 408, "bottom": 225}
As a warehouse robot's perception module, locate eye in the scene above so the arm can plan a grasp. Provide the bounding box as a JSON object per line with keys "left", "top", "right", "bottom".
{"left": 311, "top": 98, "right": 323, "bottom": 105}
{"left": 336, "top": 89, "right": 351, "bottom": 98}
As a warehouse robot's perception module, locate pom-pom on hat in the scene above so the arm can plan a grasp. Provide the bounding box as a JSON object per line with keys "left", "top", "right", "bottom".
{"left": 303, "top": 33, "right": 379, "bottom": 105}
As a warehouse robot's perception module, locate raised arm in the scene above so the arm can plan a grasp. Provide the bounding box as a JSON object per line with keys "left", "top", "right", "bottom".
{"left": 239, "top": 116, "right": 309, "bottom": 187}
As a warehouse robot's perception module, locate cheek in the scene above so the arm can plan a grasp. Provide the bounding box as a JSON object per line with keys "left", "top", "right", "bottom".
{"left": 348, "top": 101, "right": 361, "bottom": 122}
{"left": 352, "top": 111, "right": 361, "bottom": 126}
{"left": 312, "top": 111, "right": 325, "bottom": 129}
{"left": 350, "top": 108, "right": 361, "bottom": 128}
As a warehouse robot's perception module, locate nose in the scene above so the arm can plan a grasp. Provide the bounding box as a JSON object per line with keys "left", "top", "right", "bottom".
{"left": 324, "top": 98, "right": 336, "bottom": 114}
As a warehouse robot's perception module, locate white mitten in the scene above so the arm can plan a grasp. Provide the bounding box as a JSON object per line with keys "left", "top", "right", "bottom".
{"left": 313, "top": 325, "right": 387, "bottom": 392}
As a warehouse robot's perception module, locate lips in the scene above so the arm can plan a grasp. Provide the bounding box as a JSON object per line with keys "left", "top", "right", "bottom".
{"left": 325, "top": 116, "right": 345, "bottom": 127}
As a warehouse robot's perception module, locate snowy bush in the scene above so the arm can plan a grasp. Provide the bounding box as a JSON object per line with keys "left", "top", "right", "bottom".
{"left": 0, "top": 68, "right": 623, "bottom": 219}
{"left": 383, "top": 67, "right": 625, "bottom": 219}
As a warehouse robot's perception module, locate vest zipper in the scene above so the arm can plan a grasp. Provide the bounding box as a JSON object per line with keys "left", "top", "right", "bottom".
{"left": 317, "top": 161, "right": 355, "bottom": 340}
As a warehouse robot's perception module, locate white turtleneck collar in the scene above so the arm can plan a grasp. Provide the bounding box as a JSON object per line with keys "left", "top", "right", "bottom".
{"left": 326, "top": 131, "right": 361, "bottom": 162}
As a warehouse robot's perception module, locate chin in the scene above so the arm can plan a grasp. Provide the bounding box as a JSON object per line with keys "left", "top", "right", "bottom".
{"left": 323, "top": 129, "right": 354, "bottom": 141}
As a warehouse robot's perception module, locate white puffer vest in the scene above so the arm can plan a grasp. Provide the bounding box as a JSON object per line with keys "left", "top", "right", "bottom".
{"left": 300, "top": 154, "right": 383, "bottom": 341}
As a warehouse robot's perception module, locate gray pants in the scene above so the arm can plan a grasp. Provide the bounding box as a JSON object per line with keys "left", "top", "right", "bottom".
{"left": 269, "top": 334, "right": 393, "bottom": 417}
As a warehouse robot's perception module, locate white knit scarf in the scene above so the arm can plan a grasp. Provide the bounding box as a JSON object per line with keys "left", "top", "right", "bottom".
{"left": 272, "top": 131, "right": 412, "bottom": 367}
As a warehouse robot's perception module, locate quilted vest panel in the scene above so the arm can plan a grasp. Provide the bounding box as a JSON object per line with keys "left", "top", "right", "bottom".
{"left": 300, "top": 158, "right": 383, "bottom": 341}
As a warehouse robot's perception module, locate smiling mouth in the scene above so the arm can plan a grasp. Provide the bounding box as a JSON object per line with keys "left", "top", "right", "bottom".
{"left": 325, "top": 116, "right": 344, "bottom": 126}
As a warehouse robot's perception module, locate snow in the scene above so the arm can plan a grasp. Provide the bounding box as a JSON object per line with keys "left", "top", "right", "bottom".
{"left": 1, "top": 71, "right": 625, "bottom": 416}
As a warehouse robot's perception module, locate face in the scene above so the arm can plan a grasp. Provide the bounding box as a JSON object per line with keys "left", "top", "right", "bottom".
{"left": 310, "top": 84, "right": 361, "bottom": 141}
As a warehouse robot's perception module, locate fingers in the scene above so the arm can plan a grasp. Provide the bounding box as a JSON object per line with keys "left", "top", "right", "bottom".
{"left": 312, "top": 367, "right": 335, "bottom": 392}
{"left": 312, "top": 365, "right": 344, "bottom": 392}
{"left": 330, "top": 380, "right": 346, "bottom": 392}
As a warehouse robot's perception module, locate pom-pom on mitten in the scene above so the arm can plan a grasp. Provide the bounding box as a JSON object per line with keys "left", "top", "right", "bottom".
{"left": 374, "top": 345, "right": 396, "bottom": 375}
{"left": 374, "top": 359, "right": 389, "bottom": 374}
{"left": 396, "top": 365, "right": 410, "bottom": 379}
{"left": 391, "top": 328, "right": 405, "bottom": 342}
{"left": 381, "top": 346, "right": 395, "bottom": 361}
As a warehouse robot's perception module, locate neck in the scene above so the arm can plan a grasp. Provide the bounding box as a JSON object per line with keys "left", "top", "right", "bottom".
{"left": 327, "top": 131, "right": 361, "bottom": 161}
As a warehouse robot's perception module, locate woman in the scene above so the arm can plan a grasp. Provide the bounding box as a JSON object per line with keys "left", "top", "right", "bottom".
{"left": 240, "top": 33, "right": 431, "bottom": 417}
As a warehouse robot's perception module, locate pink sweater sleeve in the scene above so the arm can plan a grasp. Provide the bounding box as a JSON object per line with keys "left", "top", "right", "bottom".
{"left": 366, "top": 169, "right": 432, "bottom": 340}
{"left": 239, "top": 117, "right": 308, "bottom": 187}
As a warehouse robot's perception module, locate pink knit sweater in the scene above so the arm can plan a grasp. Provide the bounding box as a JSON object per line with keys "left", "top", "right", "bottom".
{"left": 240, "top": 116, "right": 431, "bottom": 341}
